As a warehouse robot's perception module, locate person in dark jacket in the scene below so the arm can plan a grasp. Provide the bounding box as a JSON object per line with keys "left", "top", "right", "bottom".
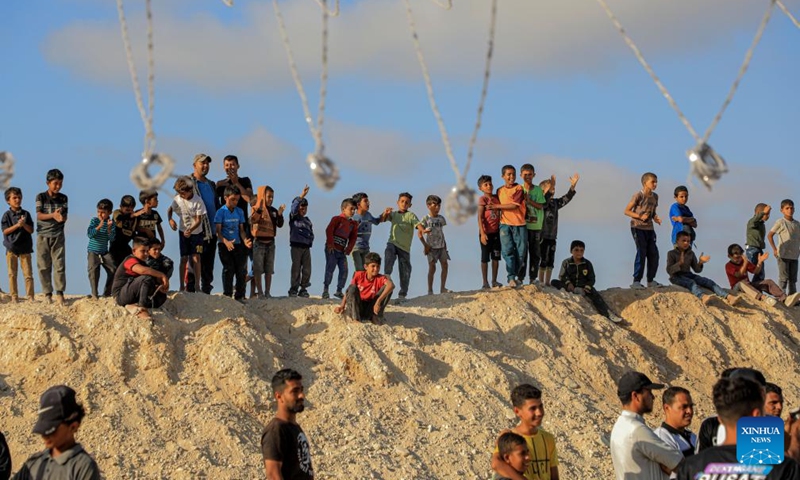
{"left": 551, "top": 240, "right": 622, "bottom": 323}
{"left": 0, "top": 430, "right": 10, "bottom": 480}
{"left": 538, "top": 174, "right": 578, "bottom": 286}
{"left": 666, "top": 231, "right": 740, "bottom": 307}
{"left": 288, "top": 185, "right": 314, "bottom": 298}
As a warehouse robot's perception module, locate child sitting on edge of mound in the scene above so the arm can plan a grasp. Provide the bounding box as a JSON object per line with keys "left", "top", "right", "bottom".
{"left": 551, "top": 240, "right": 622, "bottom": 323}
{"left": 725, "top": 243, "right": 800, "bottom": 307}
{"left": 667, "top": 231, "right": 740, "bottom": 307}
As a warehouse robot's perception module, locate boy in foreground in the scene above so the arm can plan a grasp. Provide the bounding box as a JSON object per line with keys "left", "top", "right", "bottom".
{"left": 13, "top": 385, "right": 100, "bottom": 480}
{"left": 494, "top": 432, "right": 531, "bottom": 480}
{"left": 491, "top": 384, "right": 559, "bottom": 480}
{"left": 334, "top": 252, "right": 394, "bottom": 324}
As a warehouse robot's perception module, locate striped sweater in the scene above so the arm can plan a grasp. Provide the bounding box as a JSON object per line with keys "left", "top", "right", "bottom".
{"left": 87, "top": 217, "right": 117, "bottom": 254}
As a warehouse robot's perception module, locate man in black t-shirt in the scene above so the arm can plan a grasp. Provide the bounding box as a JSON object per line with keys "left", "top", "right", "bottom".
{"left": 261, "top": 369, "right": 314, "bottom": 480}
{"left": 678, "top": 377, "right": 800, "bottom": 480}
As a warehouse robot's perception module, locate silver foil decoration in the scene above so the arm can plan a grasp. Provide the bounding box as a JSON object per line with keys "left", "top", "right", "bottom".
{"left": 130, "top": 153, "right": 176, "bottom": 191}
{"left": 445, "top": 182, "right": 478, "bottom": 225}
{"left": 687, "top": 143, "right": 728, "bottom": 190}
{"left": 307, "top": 153, "right": 339, "bottom": 191}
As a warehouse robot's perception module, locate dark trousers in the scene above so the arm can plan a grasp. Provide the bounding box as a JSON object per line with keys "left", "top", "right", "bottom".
{"left": 384, "top": 243, "right": 412, "bottom": 297}
{"left": 344, "top": 284, "right": 391, "bottom": 321}
{"left": 87, "top": 252, "right": 117, "bottom": 297}
{"left": 631, "top": 228, "right": 659, "bottom": 283}
{"left": 551, "top": 281, "right": 611, "bottom": 318}
{"left": 115, "top": 275, "right": 167, "bottom": 309}
{"left": 219, "top": 243, "right": 247, "bottom": 299}
{"left": 36, "top": 234, "right": 66, "bottom": 295}
{"left": 539, "top": 238, "right": 557, "bottom": 269}
{"left": 777, "top": 257, "right": 799, "bottom": 295}
{"left": 290, "top": 246, "right": 312, "bottom": 293}
{"left": 518, "top": 229, "right": 542, "bottom": 281}
{"left": 324, "top": 249, "right": 348, "bottom": 292}
{"left": 200, "top": 239, "right": 216, "bottom": 294}
{"left": 745, "top": 246, "right": 765, "bottom": 283}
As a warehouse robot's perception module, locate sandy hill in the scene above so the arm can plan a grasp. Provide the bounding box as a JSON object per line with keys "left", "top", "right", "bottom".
{"left": 1, "top": 286, "right": 799, "bottom": 479}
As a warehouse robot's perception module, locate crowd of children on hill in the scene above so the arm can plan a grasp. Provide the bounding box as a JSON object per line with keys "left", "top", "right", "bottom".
{"left": 3, "top": 160, "right": 800, "bottom": 323}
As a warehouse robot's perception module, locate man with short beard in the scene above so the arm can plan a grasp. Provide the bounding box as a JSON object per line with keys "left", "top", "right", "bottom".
{"left": 653, "top": 387, "right": 696, "bottom": 479}
{"left": 261, "top": 369, "right": 314, "bottom": 480}
{"left": 765, "top": 383, "right": 784, "bottom": 418}
{"left": 610, "top": 371, "right": 683, "bottom": 480}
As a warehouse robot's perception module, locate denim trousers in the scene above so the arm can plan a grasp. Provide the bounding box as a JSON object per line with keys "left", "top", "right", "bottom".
{"left": 384, "top": 243, "right": 411, "bottom": 297}
{"left": 324, "top": 249, "right": 348, "bottom": 292}
{"left": 670, "top": 273, "right": 726, "bottom": 299}
{"left": 499, "top": 224, "right": 527, "bottom": 282}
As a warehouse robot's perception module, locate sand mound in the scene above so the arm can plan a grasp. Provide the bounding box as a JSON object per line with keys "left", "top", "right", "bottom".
{"left": 1, "top": 286, "right": 799, "bottom": 479}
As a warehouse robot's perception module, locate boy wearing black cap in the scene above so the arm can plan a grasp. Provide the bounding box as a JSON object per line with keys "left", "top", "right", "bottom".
{"left": 13, "top": 385, "right": 100, "bottom": 480}
{"left": 610, "top": 371, "right": 683, "bottom": 480}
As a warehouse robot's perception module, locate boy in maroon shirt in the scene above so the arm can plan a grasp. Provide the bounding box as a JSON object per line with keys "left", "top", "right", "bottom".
{"left": 477, "top": 175, "right": 502, "bottom": 289}
{"left": 322, "top": 198, "right": 358, "bottom": 299}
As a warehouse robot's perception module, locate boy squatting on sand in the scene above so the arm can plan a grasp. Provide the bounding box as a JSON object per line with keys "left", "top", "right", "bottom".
{"left": 333, "top": 252, "right": 394, "bottom": 324}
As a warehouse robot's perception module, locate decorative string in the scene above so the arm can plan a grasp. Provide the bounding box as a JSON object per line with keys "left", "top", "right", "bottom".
{"left": 402, "top": 0, "right": 498, "bottom": 188}
{"left": 0, "top": 151, "right": 15, "bottom": 191}
{"left": 313, "top": 0, "right": 340, "bottom": 17}
{"left": 777, "top": 0, "right": 800, "bottom": 28}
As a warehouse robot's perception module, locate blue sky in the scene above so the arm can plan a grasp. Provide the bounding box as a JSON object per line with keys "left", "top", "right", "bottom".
{"left": 1, "top": 0, "right": 798, "bottom": 298}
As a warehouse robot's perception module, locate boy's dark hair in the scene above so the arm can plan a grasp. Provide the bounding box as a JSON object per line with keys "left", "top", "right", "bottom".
{"left": 132, "top": 236, "right": 150, "bottom": 249}
{"left": 264, "top": 186, "right": 274, "bottom": 193}
{"left": 96, "top": 198, "right": 113, "bottom": 212}
{"left": 501, "top": 165, "right": 516, "bottom": 175}
{"left": 765, "top": 382, "right": 782, "bottom": 397}
{"left": 364, "top": 252, "right": 382, "bottom": 266}
{"left": 224, "top": 185, "right": 241, "bottom": 197}
{"left": 352, "top": 192, "right": 368, "bottom": 205}
{"left": 520, "top": 163, "right": 535, "bottom": 173}
{"left": 511, "top": 384, "right": 542, "bottom": 408}
{"left": 477, "top": 175, "right": 492, "bottom": 188}
{"left": 781, "top": 199, "right": 794, "bottom": 209}
{"left": 426, "top": 195, "right": 442, "bottom": 206}
{"left": 139, "top": 190, "right": 158, "bottom": 205}
{"left": 713, "top": 377, "right": 764, "bottom": 423}
{"left": 641, "top": 172, "right": 657, "bottom": 185}
{"left": 398, "top": 192, "right": 413, "bottom": 202}
{"left": 4, "top": 187, "right": 21, "bottom": 201}
{"left": 675, "top": 231, "right": 691, "bottom": 241}
{"left": 173, "top": 176, "right": 194, "bottom": 192}
{"left": 297, "top": 197, "right": 309, "bottom": 207}
{"left": 120, "top": 195, "right": 136, "bottom": 208}
{"left": 497, "top": 431, "right": 527, "bottom": 458}
{"left": 223, "top": 154, "right": 239, "bottom": 164}
{"left": 662, "top": 386, "right": 690, "bottom": 406}
{"left": 46, "top": 169, "right": 64, "bottom": 182}
{"left": 754, "top": 203, "right": 768, "bottom": 214}
{"left": 272, "top": 368, "right": 303, "bottom": 394}
{"left": 341, "top": 198, "right": 356, "bottom": 210}
{"left": 570, "top": 240, "right": 585, "bottom": 251}
{"left": 727, "top": 244, "right": 744, "bottom": 256}
{"left": 147, "top": 237, "right": 163, "bottom": 249}
{"left": 720, "top": 367, "right": 738, "bottom": 379}
{"left": 674, "top": 185, "right": 688, "bottom": 197}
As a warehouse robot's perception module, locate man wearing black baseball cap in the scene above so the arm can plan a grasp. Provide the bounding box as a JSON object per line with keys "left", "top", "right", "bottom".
{"left": 610, "top": 371, "right": 684, "bottom": 479}
{"left": 13, "top": 385, "right": 100, "bottom": 480}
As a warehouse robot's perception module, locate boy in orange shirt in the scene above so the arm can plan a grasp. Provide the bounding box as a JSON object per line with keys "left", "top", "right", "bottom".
{"left": 488, "top": 165, "right": 527, "bottom": 287}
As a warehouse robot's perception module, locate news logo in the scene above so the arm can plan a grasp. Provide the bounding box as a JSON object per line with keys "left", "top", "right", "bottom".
{"left": 737, "top": 416, "right": 784, "bottom": 465}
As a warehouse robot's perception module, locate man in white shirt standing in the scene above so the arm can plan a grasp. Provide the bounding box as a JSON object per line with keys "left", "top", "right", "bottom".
{"left": 610, "top": 371, "right": 684, "bottom": 480}
{"left": 653, "top": 387, "right": 697, "bottom": 479}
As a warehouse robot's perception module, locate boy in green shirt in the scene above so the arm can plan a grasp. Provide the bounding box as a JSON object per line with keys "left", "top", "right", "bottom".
{"left": 518, "top": 164, "right": 546, "bottom": 285}
{"left": 381, "top": 192, "right": 423, "bottom": 300}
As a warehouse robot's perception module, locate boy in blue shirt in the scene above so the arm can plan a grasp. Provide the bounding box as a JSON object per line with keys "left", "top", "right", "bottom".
{"left": 350, "top": 192, "right": 390, "bottom": 272}
{"left": 214, "top": 185, "right": 252, "bottom": 300}
{"left": 669, "top": 185, "right": 697, "bottom": 246}
{"left": 87, "top": 198, "right": 117, "bottom": 299}
{"left": 2, "top": 187, "right": 35, "bottom": 302}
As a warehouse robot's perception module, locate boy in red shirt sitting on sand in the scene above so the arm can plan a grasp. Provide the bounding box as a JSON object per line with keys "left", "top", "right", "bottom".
{"left": 334, "top": 252, "right": 394, "bottom": 324}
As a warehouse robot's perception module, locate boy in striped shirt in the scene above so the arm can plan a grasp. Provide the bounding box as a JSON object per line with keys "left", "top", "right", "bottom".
{"left": 87, "top": 198, "right": 117, "bottom": 298}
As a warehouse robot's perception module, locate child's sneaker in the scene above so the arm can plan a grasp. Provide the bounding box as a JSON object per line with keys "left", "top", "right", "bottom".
{"left": 298, "top": 289, "right": 310, "bottom": 298}
{"left": 607, "top": 313, "right": 623, "bottom": 324}
{"left": 481, "top": 283, "right": 491, "bottom": 290}
{"left": 333, "top": 291, "right": 344, "bottom": 299}
{"left": 785, "top": 292, "right": 800, "bottom": 307}
{"left": 322, "top": 290, "right": 330, "bottom": 299}
{"left": 492, "top": 281, "right": 503, "bottom": 288}
{"left": 647, "top": 280, "right": 666, "bottom": 288}
{"left": 288, "top": 289, "right": 298, "bottom": 298}
{"left": 630, "top": 281, "right": 645, "bottom": 290}
{"left": 725, "top": 294, "right": 741, "bottom": 307}
{"left": 763, "top": 296, "right": 778, "bottom": 307}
